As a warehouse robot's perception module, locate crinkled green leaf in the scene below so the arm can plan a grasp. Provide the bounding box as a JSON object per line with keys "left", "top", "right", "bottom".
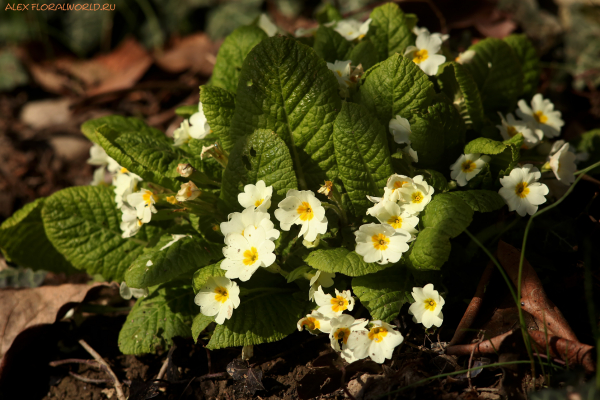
{"left": 210, "top": 25, "right": 268, "bottom": 93}
{"left": 0, "top": 198, "right": 76, "bottom": 274}
{"left": 192, "top": 260, "right": 226, "bottom": 294}
{"left": 81, "top": 115, "right": 167, "bottom": 146}
{"left": 349, "top": 39, "right": 379, "bottom": 71}
{"left": 305, "top": 247, "right": 392, "bottom": 277}
{"left": 409, "top": 96, "right": 466, "bottom": 171}
{"left": 42, "top": 186, "right": 155, "bottom": 282}
{"left": 437, "top": 62, "right": 485, "bottom": 130}
{"left": 464, "top": 137, "right": 508, "bottom": 155}
{"left": 206, "top": 273, "right": 309, "bottom": 349}
{"left": 408, "top": 227, "right": 451, "bottom": 270}
{"left": 333, "top": 102, "right": 394, "bottom": 215}
{"left": 125, "top": 234, "right": 222, "bottom": 289}
{"left": 504, "top": 34, "right": 540, "bottom": 98}
{"left": 118, "top": 281, "right": 196, "bottom": 354}
{"left": 313, "top": 25, "right": 352, "bottom": 63}
{"left": 200, "top": 85, "right": 237, "bottom": 152}
{"left": 572, "top": 129, "right": 600, "bottom": 175}
{"left": 420, "top": 193, "right": 473, "bottom": 238}
{"left": 351, "top": 266, "right": 412, "bottom": 322}
{"left": 286, "top": 265, "right": 312, "bottom": 283}
{"left": 450, "top": 190, "right": 505, "bottom": 213}
{"left": 192, "top": 313, "right": 214, "bottom": 342}
{"left": 465, "top": 137, "right": 520, "bottom": 177}
{"left": 229, "top": 36, "right": 341, "bottom": 190}
{"left": 366, "top": 3, "right": 414, "bottom": 62}
{"left": 462, "top": 38, "right": 524, "bottom": 113}
{"left": 355, "top": 53, "right": 435, "bottom": 128}
{"left": 415, "top": 169, "right": 448, "bottom": 193}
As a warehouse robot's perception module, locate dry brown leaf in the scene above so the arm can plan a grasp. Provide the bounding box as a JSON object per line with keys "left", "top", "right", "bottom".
{"left": 154, "top": 33, "right": 217, "bottom": 76}
{"left": 0, "top": 283, "right": 103, "bottom": 361}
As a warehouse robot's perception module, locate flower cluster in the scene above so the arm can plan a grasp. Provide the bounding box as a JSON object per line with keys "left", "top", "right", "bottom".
{"left": 298, "top": 283, "right": 444, "bottom": 364}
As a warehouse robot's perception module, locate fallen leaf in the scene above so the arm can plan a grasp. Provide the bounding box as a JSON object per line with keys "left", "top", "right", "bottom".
{"left": 226, "top": 358, "right": 265, "bottom": 395}
{"left": 20, "top": 98, "right": 72, "bottom": 129}
{"left": 154, "top": 33, "right": 217, "bottom": 76}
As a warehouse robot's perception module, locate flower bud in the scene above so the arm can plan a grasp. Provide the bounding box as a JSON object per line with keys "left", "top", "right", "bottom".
{"left": 177, "top": 163, "right": 194, "bottom": 178}
{"left": 176, "top": 181, "right": 201, "bottom": 202}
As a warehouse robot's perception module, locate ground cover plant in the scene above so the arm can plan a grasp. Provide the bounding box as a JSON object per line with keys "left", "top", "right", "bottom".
{"left": 1, "top": 2, "right": 600, "bottom": 398}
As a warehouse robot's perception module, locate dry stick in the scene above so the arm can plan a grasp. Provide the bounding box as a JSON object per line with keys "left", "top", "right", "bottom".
{"left": 69, "top": 371, "right": 113, "bottom": 384}
{"left": 78, "top": 339, "right": 126, "bottom": 400}
{"left": 49, "top": 359, "right": 101, "bottom": 369}
{"left": 157, "top": 357, "right": 169, "bottom": 381}
{"left": 467, "top": 332, "right": 485, "bottom": 392}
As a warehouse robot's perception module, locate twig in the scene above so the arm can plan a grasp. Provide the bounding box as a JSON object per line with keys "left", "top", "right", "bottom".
{"left": 467, "top": 332, "right": 485, "bottom": 391}
{"left": 49, "top": 359, "right": 101, "bottom": 369}
{"left": 69, "top": 371, "right": 113, "bottom": 384}
{"left": 78, "top": 339, "right": 126, "bottom": 400}
{"left": 157, "top": 357, "right": 169, "bottom": 380}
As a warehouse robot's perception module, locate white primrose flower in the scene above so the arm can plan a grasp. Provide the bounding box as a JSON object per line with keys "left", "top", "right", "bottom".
{"left": 313, "top": 286, "right": 355, "bottom": 318}
{"left": 408, "top": 283, "right": 445, "bottom": 328}
{"left": 497, "top": 112, "right": 543, "bottom": 149}
{"left": 397, "top": 175, "right": 434, "bottom": 213}
{"left": 455, "top": 50, "right": 476, "bottom": 64}
{"left": 114, "top": 172, "right": 142, "bottom": 208}
{"left": 127, "top": 188, "right": 158, "bottom": 223}
{"left": 297, "top": 311, "right": 333, "bottom": 334}
{"left": 173, "top": 119, "right": 192, "bottom": 146}
{"left": 334, "top": 18, "right": 371, "bottom": 41}
{"left": 548, "top": 142, "right": 577, "bottom": 185}
{"left": 220, "top": 206, "right": 280, "bottom": 242}
{"left": 220, "top": 225, "right": 276, "bottom": 281}
{"left": 87, "top": 143, "right": 121, "bottom": 174}
{"left": 412, "top": 25, "right": 449, "bottom": 42}
{"left": 176, "top": 181, "right": 202, "bottom": 202}
{"left": 516, "top": 94, "right": 564, "bottom": 139}
{"left": 309, "top": 270, "right": 336, "bottom": 301}
{"left": 173, "top": 103, "right": 211, "bottom": 146}
{"left": 386, "top": 174, "right": 414, "bottom": 202}
{"left": 194, "top": 276, "right": 240, "bottom": 325}
{"left": 403, "top": 145, "right": 419, "bottom": 163}
{"left": 238, "top": 180, "right": 272, "bottom": 212}
{"left": 329, "top": 314, "right": 369, "bottom": 354}
{"left": 119, "top": 281, "right": 148, "bottom": 300}
{"left": 389, "top": 116, "right": 412, "bottom": 145}
{"left": 372, "top": 201, "right": 419, "bottom": 236}
{"left": 327, "top": 60, "right": 353, "bottom": 88}
{"left": 258, "top": 13, "right": 278, "bottom": 37}
{"left": 449, "top": 153, "right": 491, "bottom": 187}
{"left": 294, "top": 26, "right": 318, "bottom": 37}
{"left": 346, "top": 320, "right": 404, "bottom": 364}
{"left": 274, "top": 190, "right": 328, "bottom": 242}
{"left": 90, "top": 167, "right": 107, "bottom": 186}
{"left": 404, "top": 31, "right": 446, "bottom": 76}
{"left": 160, "top": 234, "right": 190, "bottom": 251}
{"left": 354, "top": 223, "right": 411, "bottom": 265}
{"left": 120, "top": 203, "right": 143, "bottom": 238}
{"left": 498, "top": 164, "right": 549, "bottom": 216}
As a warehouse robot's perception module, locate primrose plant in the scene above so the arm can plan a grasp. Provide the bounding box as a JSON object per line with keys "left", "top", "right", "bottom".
{"left": 1, "top": 2, "right": 594, "bottom": 365}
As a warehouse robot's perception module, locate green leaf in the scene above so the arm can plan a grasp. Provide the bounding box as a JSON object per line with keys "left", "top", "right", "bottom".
{"left": 81, "top": 115, "right": 167, "bottom": 146}
{"left": 118, "top": 281, "right": 196, "bottom": 354}
{"left": 348, "top": 39, "right": 379, "bottom": 71}
{"left": 464, "top": 137, "right": 520, "bottom": 177}
{"left": 0, "top": 198, "right": 75, "bottom": 274}
{"left": 333, "top": 102, "right": 394, "bottom": 215}
{"left": 409, "top": 96, "right": 466, "bottom": 171}
{"left": 437, "top": 62, "right": 485, "bottom": 130}
{"left": 42, "top": 186, "right": 152, "bottom": 282}
{"left": 305, "top": 247, "right": 392, "bottom": 277}
{"left": 210, "top": 25, "right": 268, "bottom": 93}
{"left": 366, "top": 3, "right": 414, "bottom": 62}
{"left": 125, "top": 234, "right": 222, "bottom": 289}
{"left": 351, "top": 266, "right": 412, "bottom": 322}
{"left": 503, "top": 34, "right": 540, "bottom": 98}
{"left": 462, "top": 38, "right": 524, "bottom": 113}
{"left": 175, "top": 104, "right": 199, "bottom": 119}
{"left": 220, "top": 128, "right": 299, "bottom": 212}
{"left": 192, "top": 313, "right": 214, "bottom": 342}
{"left": 286, "top": 265, "right": 312, "bottom": 283}
{"left": 313, "top": 25, "right": 352, "bottom": 64}
{"left": 408, "top": 227, "right": 451, "bottom": 270}
{"left": 464, "top": 137, "right": 508, "bottom": 155}
{"left": 229, "top": 36, "right": 341, "bottom": 190}
{"left": 192, "top": 260, "right": 227, "bottom": 294}
{"left": 420, "top": 193, "right": 473, "bottom": 238}
{"left": 451, "top": 190, "right": 505, "bottom": 213}
{"left": 355, "top": 53, "right": 436, "bottom": 128}
{"left": 572, "top": 129, "right": 600, "bottom": 175}
{"left": 415, "top": 169, "right": 448, "bottom": 192}
{"left": 199, "top": 85, "right": 237, "bottom": 152}
{"left": 316, "top": 3, "right": 342, "bottom": 24}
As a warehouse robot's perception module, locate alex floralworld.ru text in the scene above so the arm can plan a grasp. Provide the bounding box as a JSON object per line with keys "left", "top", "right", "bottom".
{"left": 5, "top": 3, "right": 115, "bottom": 11}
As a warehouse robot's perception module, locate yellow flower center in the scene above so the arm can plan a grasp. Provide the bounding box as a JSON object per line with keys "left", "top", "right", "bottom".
{"left": 255, "top": 198, "right": 264, "bottom": 207}
{"left": 334, "top": 327, "right": 351, "bottom": 344}
{"left": 387, "top": 215, "right": 403, "bottom": 229}
{"left": 166, "top": 196, "right": 177, "bottom": 205}
{"left": 368, "top": 326, "right": 388, "bottom": 343}
{"left": 330, "top": 295, "right": 349, "bottom": 313}
{"left": 358, "top": 33, "right": 366, "bottom": 40}
{"left": 413, "top": 49, "right": 429, "bottom": 64}
{"left": 506, "top": 125, "right": 518, "bottom": 137}
{"left": 534, "top": 111, "right": 548, "bottom": 124}
{"left": 214, "top": 286, "right": 229, "bottom": 303}
{"left": 336, "top": 70, "right": 343, "bottom": 77}
{"left": 461, "top": 160, "right": 477, "bottom": 173}
{"left": 371, "top": 233, "right": 390, "bottom": 251}
{"left": 301, "top": 317, "right": 319, "bottom": 331}
{"left": 297, "top": 201, "right": 314, "bottom": 221}
{"left": 424, "top": 298, "right": 437, "bottom": 311}
{"left": 120, "top": 167, "right": 128, "bottom": 173}
{"left": 243, "top": 247, "right": 259, "bottom": 266}
{"left": 136, "top": 220, "right": 143, "bottom": 227}
{"left": 515, "top": 182, "right": 530, "bottom": 198}
{"left": 411, "top": 191, "right": 424, "bottom": 203}
{"left": 142, "top": 191, "right": 157, "bottom": 206}
{"left": 393, "top": 180, "right": 409, "bottom": 191}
